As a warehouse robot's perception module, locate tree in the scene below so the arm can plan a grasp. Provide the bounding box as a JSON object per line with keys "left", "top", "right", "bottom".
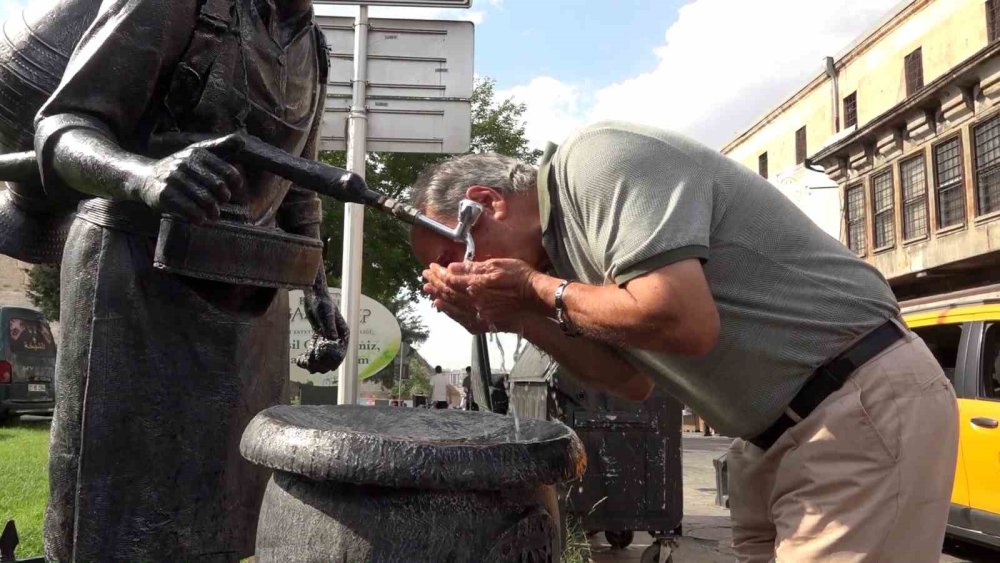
{"left": 26, "top": 264, "right": 60, "bottom": 321}
{"left": 387, "top": 351, "right": 433, "bottom": 400}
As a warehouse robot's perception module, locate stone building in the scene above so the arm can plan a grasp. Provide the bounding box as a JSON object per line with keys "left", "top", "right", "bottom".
{"left": 723, "top": 0, "right": 1000, "bottom": 300}
{"left": 0, "top": 255, "right": 31, "bottom": 308}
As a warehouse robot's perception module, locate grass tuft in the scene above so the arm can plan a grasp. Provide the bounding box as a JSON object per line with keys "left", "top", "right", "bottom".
{"left": 0, "top": 417, "right": 50, "bottom": 559}
{"left": 562, "top": 514, "right": 592, "bottom": 563}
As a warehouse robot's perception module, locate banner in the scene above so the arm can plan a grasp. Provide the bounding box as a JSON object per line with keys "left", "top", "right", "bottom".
{"left": 289, "top": 289, "right": 402, "bottom": 385}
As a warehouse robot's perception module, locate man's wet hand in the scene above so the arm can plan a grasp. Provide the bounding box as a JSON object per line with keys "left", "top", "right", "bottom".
{"left": 422, "top": 259, "right": 543, "bottom": 333}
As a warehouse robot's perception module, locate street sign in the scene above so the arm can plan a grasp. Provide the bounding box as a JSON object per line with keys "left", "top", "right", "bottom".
{"left": 315, "top": 1, "right": 473, "bottom": 7}
{"left": 320, "top": 97, "right": 471, "bottom": 153}
{"left": 316, "top": 16, "right": 474, "bottom": 153}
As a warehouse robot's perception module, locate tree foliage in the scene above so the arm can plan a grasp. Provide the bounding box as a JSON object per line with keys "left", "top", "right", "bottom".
{"left": 25, "top": 265, "right": 60, "bottom": 321}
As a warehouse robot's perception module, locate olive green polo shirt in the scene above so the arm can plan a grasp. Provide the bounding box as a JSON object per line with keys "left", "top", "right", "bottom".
{"left": 537, "top": 121, "right": 899, "bottom": 438}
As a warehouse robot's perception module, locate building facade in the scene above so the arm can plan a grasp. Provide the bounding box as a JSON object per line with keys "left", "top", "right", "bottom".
{"left": 0, "top": 255, "right": 31, "bottom": 308}
{"left": 723, "top": 0, "right": 1000, "bottom": 300}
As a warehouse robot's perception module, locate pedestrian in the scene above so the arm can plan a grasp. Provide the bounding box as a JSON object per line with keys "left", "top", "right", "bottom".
{"left": 412, "top": 121, "right": 958, "bottom": 562}
{"left": 431, "top": 366, "right": 449, "bottom": 409}
{"left": 461, "top": 366, "right": 479, "bottom": 411}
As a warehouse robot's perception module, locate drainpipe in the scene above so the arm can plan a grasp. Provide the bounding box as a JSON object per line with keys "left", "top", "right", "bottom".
{"left": 825, "top": 56, "right": 839, "bottom": 132}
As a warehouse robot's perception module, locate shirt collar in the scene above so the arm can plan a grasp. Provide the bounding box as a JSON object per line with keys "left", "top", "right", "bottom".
{"left": 537, "top": 142, "right": 558, "bottom": 235}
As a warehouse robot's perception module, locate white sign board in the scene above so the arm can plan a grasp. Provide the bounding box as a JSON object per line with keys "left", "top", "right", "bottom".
{"left": 316, "top": 16, "right": 474, "bottom": 153}
{"left": 315, "top": 1, "right": 473, "bottom": 7}
{"left": 289, "top": 289, "right": 402, "bottom": 385}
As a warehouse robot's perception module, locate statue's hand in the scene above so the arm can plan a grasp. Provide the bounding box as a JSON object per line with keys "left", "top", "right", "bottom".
{"left": 334, "top": 171, "right": 368, "bottom": 204}
{"left": 296, "top": 334, "right": 349, "bottom": 374}
{"left": 130, "top": 134, "right": 248, "bottom": 224}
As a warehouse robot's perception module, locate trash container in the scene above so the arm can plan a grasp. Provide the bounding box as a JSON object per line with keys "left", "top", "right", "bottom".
{"left": 507, "top": 344, "right": 684, "bottom": 560}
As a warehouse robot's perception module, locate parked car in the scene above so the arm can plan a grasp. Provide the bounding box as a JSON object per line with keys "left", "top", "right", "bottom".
{"left": 0, "top": 306, "right": 56, "bottom": 423}
{"left": 902, "top": 289, "right": 1000, "bottom": 550}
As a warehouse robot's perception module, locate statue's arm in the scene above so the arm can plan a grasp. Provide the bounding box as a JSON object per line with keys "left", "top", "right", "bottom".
{"left": 280, "top": 79, "right": 349, "bottom": 373}
{"left": 37, "top": 119, "right": 245, "bottom": 224}
{"left": 31, "top": 0, "right": 204, "bottom": 210}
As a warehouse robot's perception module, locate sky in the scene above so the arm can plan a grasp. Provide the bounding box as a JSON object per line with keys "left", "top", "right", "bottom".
{"left": 0, "top": 0, "right": 904, "bottom": 370}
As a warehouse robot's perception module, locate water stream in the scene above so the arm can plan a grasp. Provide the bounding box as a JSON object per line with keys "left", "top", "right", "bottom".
{"left": 465, "top": 248, "right": 521, "bottom": 442}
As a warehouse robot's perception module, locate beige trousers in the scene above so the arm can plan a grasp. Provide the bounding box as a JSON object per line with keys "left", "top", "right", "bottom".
{"left": 728, "top": 333, "right": 958, "bottom": 562}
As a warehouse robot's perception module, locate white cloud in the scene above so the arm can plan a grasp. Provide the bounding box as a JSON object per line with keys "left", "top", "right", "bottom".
{"left": 315, "top": 4, "right": 486, "bottom": 25}
{"left": 497, "top": 76, "right": 584, "bottom": 149}
{"left": 500, "top": 0, "right": 901, "bottom": 149}
{"left": 0, "top": 1, "right": 26, "bottom": 21}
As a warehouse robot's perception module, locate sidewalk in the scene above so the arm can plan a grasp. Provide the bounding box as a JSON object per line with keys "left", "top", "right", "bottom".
{"left": 588, "top": 434, "right": 994, "bottom": 563}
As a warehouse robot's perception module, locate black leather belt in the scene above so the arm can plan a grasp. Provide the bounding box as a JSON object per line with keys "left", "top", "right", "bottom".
{"left": 748, "top": 319, "right": 906, "bottom": 450}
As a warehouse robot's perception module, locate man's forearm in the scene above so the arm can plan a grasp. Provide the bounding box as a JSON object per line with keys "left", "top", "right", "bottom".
{"left": 519, "top": 314, "right": 653, "bottom": 401}
{"left": 526, "top": 261, "right": 718, "bottom": 356}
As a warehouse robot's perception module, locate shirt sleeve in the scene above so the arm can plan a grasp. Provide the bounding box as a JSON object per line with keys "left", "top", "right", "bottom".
{"left": 560, "top": 127, "right": 714, "bottom": 285}
{"left": 33, "top": 0, "right": 198, "bottom": 197}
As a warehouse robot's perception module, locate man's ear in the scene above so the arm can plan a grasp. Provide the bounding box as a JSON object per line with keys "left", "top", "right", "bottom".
{"left": 465, "top": 185, "right": 508, "bottom": 219}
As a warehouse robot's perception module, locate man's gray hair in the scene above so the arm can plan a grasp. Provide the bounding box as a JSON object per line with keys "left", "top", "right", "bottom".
{"left": 411, "top": 153, "right": 537, "bottom": 215}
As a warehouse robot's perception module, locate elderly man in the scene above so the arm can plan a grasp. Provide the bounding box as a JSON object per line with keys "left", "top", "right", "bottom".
{"left": 414, "top": 121, "right": 958, "bottom": 562}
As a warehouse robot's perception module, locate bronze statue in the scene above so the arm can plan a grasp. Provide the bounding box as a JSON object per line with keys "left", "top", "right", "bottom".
{"left": 0, "top": 0, "right": 351, "bottom": 560}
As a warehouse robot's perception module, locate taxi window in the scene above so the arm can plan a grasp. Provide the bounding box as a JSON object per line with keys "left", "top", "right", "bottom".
{"left": 980, "top": 324, "right": 1000, "bottom": 400}
{"left": 913, "top": 324, "right": 961, "bottom": 384}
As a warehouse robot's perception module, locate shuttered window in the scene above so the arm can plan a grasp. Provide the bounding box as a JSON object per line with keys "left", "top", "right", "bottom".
{"left": 900, "top": 155, "right": 929, "bottom": 240}
{"left": 933, "top": 136, "right": 965, "bottom": 229}
{"left": 975, "top": 114, "right": 1000, "bottom": 215}
{"left": 872, "top": 170, "right": 895, "bottom": 249}
{"left": 844, "top": 92, "right": 858, "bottom": 129}
{"left": 846, "top": 184, "right": 867, "bottom": 255}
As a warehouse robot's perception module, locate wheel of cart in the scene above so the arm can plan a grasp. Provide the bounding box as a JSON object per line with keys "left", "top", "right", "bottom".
{"left": 641, "top": 529, "right": 680, "bottom": 563}
{"left": 604, "top": 530, "right": 634, "bottom": 549}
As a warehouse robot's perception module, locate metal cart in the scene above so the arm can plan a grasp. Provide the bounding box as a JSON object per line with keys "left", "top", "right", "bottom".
{"left": 503, "top": 344, "right": 684, "bottom": 562}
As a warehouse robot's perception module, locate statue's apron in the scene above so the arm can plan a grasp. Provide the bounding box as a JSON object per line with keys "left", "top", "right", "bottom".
{"left": 45, "top": 1, "right": 326, "bottom": 560}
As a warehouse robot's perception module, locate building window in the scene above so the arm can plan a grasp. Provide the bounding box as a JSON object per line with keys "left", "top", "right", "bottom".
{"left": 989, "top": 0, "right": 1000, "bottom": 43}
{"left": 975, "top": 113, "right": 1000, "bottom": 215}
{"left": 846, "top": 184, "right": 867, "bottom": 255}
{"left": 900, "top": 155, "right": 929, "bottom": 240}
{"left": 904, "top": 48, "right": 924, "bottom": 97}
{"left": 933, "top": 136, "right": 966, "bottom": 229}
{"left": 871, "top": 170, "right": 895, "bottom": 249}
{"left": 758, "top": 152, "right": 768, "bottom": 179}
{"left": 844, "top": 92, "right": 858, "bottom": 129}
{"left": 796, "top": 126, "right": 807, "bottom": 165}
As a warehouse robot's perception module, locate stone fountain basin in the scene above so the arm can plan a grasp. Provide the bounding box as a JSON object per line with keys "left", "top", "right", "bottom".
{"left": 240, "top": 405, "right": 586, "bottom": 490}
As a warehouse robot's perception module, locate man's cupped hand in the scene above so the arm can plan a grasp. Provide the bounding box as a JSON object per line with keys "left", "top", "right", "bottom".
{"left": 422, "top": 258, "right": 543, "bottom": 334}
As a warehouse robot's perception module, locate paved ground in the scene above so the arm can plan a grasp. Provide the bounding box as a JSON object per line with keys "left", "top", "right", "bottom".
{"left": 589, "top": 434, "right": 999, "bottom": 563}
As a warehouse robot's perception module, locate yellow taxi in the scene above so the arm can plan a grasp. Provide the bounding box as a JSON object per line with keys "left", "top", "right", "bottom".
{"left": 902, "top": 289, "right": 1000, "bottom": 549}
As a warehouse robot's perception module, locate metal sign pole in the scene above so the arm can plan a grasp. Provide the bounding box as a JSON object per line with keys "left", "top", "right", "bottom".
{"left": 337, "top": 4, "right": 369, "bottom": 406}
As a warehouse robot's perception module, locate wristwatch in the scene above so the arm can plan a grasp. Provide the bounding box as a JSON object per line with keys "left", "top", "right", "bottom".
{"left": 554, "top": 280, "right": 582, "bottom": 337}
